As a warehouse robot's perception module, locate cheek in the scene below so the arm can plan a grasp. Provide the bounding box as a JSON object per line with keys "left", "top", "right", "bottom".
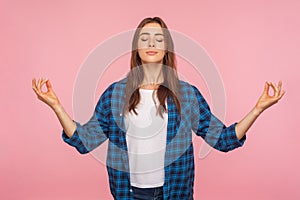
{"left": 138, "top": 41, "right": 148, "bottom": 49}
{"left": 137, "top": 49, "right": 146, "bottom": 60}
{"left": 155, "top": 42, "right": 165, "bottom": 50}
{"left": 158, "top": 51, "right": 166, "bottom": 59}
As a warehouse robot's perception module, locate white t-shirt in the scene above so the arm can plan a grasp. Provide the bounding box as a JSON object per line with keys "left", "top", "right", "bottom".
{"left": 124, "top": 88, "right": 168, "bottom": 188}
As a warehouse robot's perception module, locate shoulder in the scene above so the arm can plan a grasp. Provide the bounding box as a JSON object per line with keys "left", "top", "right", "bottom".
{"left": 175, "top": 81, "right": 202, "bottom": 108}
{"left": 95, "top": 78, "right": 126, "bottom": 110}
{"left": 102, "top": 77, "right": 127, "bottom": 94}
{"left": 178, "top": 79, "right": 202, "bottom": 96}
{"left": 97, "top": 77, "right": 127, "bottom": 103}
{"left": 178, "top": 80, "right": 209, "bottom": 110}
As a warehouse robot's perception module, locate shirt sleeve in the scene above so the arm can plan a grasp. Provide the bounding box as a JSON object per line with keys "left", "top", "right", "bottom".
{"left": 190, "top": 85, "right": 246, "bottom": 152}
{"left": 61, "top": 85, "right": 111, "bottom": 154}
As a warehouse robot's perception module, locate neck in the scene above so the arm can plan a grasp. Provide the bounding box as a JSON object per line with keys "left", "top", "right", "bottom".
{"left": 141, "top": 62, "right": 164, "bottom": 85}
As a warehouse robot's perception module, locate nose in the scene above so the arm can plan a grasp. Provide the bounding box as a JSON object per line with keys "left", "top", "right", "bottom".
{"left": 149, "top": 37, "right": 155, "bottom": 47}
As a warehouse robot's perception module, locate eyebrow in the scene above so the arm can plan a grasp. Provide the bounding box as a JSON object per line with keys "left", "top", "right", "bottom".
{"left": 139, "top": 32, "right": 164, "bottom": 36}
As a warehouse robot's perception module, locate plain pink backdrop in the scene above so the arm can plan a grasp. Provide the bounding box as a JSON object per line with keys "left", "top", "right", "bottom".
{"left": 1, "top": 0, "right": 299, "bottom": 199}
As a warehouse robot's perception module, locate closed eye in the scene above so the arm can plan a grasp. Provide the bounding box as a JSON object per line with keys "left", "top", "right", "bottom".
{"left": 140, "top": 38, "right": 164, "bottom": 42}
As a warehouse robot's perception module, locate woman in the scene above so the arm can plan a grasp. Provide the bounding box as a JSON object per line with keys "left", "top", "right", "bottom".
{"left": 32, "top": 17, "right": 285, "bottom": 200}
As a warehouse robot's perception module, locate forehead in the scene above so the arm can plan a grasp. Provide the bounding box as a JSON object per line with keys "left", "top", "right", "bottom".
{"left": 139, "top": 23, "right": 164, "bottom": 35}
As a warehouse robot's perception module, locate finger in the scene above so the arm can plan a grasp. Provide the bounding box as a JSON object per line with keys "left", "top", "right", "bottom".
{"left": 32, "top": 79, "right": 43, "bottom": 98}
{"left": 278, "top": 90, "right": 286, "bottom": 99}
{"left": 275, "top": 83, "right": 280, "bottom": 97}
{"left": 32, "top": 78, "right": 37, "bottom": 90}
{"left": 40, "top": 78, "right": 48, "bottom": 92}
{"left": 41, "top": 78, "right": 48, "bottom": 84}
{"left": 277, "top": 80, "right": 282, "bottom": 95}
{"left": 38, "top": 78, "right": 46, "bottom": 93}
{"left": 37, "top": 78, "right": 42, "bottom": 93}
{"left": 32, "top": 78, "right": 39, "bottom": 94}
{"left": 32, "top": 85, "right": 38, "bottom": 94}
{"left": 274, "top": 81, "right": 280, "bottom": 97}
{"left": 264, "top": 81, "right": 270, "bottom": 94}
{"left": 45, "top": 79, "right": 53, "bottom": 91}
{"left": 270, "top": 82, "right": 279, "bottom": 97}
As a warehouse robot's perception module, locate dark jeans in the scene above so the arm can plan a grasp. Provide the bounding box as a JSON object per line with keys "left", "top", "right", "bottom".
{"left": 132, "top": 185, "right": 163, "bottom": 200}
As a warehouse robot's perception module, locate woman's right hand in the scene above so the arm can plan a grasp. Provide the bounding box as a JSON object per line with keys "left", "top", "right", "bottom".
{"left": 32, "top": 78, "right": 61, "bottom": 110}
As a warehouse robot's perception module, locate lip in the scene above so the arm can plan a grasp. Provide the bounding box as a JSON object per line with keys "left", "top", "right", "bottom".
{"left": 146, "top": 51, "right": 158, "bottom": 55}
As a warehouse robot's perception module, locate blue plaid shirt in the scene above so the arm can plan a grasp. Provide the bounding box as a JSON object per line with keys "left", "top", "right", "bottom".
{"left": 62, "top": 77, "right": 246, "bottom": 199}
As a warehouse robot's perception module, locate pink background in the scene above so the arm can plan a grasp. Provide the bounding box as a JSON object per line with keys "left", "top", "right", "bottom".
{"left": 1, "top": 0, "right": 299, "bottom": 199}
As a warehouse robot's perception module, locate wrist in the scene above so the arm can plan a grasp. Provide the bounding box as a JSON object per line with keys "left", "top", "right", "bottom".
{"left": 253, "top": 106, "right": 263, "bottom": 116}
{"left": 52, "top": 103, "right": 63, "bottom": 113}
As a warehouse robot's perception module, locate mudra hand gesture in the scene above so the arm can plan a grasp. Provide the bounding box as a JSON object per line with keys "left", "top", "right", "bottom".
{"left": 255, "top": 81, "right": 285, "bottom": 114}
{"left": 32, "top": 78, "right": 61, "bottom": 110}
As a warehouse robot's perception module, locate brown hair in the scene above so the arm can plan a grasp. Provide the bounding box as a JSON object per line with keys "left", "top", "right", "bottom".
{"left": 123, "top": 17, "right": 181, "bottom": 118}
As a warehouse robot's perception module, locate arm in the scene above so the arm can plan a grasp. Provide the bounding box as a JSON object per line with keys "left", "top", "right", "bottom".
{"left": 53, "top": 104, "right": 76, "bottom": 138}
{"left": 191, "top": 85, "right": 245, "bottom": 152}
{"left": 61, "top": 86, "right": 111, "bottom": 154}
{"left": 32, "top": 78, "right": 76, "bottom": 138}
{"left": 32, "top": 78, "right": 110, "bottom": 154}
{"left": 235, "top": 81, "right": 285, "bottom": 140}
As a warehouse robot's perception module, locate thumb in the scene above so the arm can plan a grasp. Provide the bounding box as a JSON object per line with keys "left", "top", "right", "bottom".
{"left": 46, "top": 79, "right": 53, "bottom": 91}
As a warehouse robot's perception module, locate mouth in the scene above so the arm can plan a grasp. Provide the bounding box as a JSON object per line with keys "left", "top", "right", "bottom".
{"left": 146, "top": 51, "right": 158, "bottom": 55}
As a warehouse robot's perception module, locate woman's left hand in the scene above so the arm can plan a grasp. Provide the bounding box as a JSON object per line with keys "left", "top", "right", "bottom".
{"left": 255, "top": 80, "right": 285, "bottom": 114}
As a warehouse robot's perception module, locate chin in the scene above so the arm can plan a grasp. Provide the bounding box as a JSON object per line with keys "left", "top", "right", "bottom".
{"left": 142, "top": 60, "right": 163, "bottom": 64}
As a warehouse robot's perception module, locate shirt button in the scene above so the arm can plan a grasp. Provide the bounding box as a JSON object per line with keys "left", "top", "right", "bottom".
{"left": 120, "top": 113, "right": 122, "bottom": 116}
{"left": 129, "top": 189, "right": 133, "bottom": 192}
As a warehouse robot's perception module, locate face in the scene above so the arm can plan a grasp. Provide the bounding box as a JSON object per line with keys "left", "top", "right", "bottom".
{"left": 137, "top": 22, "right": 166, "bottom": 64}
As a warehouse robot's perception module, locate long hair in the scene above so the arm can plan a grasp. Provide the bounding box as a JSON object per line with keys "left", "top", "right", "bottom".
{"left": 123, "top": 17, "right": 181, "bottom": 118}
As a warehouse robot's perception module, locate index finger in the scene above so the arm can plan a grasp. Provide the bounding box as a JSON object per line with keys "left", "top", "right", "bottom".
{"left": 270, "top": 82, "right": 279, "bottom": 96}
